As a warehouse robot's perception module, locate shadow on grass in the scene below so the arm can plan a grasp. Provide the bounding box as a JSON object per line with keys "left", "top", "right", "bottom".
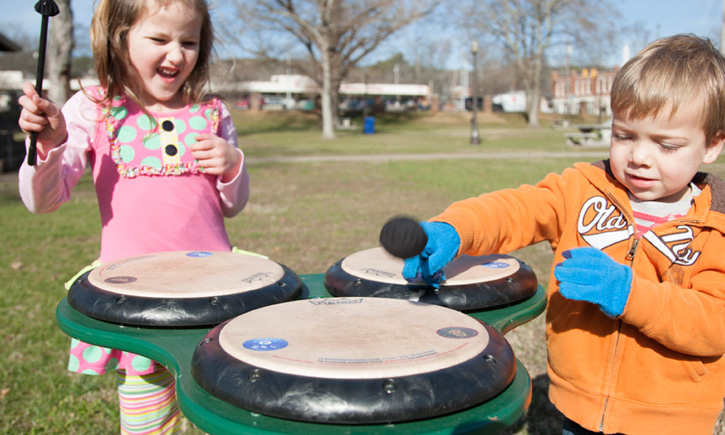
{"left": 503, "top": 374, "right": 563, "bottom": 435}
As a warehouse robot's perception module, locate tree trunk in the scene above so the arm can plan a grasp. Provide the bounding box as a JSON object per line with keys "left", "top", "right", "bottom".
{"left": 47, "top": 0, "right": 74, "bottom": 106}
{"left": 320, "top": 43, "right": 335, "bottom": 140}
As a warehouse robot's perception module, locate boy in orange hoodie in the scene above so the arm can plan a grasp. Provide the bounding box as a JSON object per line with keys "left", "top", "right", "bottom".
{"left": 394, "top": 34, "right": 725, "bottom": 434}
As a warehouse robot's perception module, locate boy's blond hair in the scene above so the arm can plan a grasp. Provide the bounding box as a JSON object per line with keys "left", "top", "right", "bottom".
{"left": 611, "top": 34, "right": 725, "bottom": 145}
{"left": 90, "top": 0, "right": 214, "bottom": 107}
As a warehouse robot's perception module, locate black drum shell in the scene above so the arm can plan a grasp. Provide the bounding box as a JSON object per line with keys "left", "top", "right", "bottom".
{"left": 324, "top": 258, "right": 537, "bottom": 311}
{"left": 67, "top": 265, "right": 303, "bottom": 327}
{"left": 191, "top": 319, "right": 516, "bottom": 424}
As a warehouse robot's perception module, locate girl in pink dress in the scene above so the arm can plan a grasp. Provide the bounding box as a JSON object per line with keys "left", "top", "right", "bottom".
{"left": 17, "top": 0, "right": 250, "bottom": 433}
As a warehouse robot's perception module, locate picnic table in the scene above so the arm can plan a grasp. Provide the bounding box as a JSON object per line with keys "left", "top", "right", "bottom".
{"left": 565, "top": 118, "right": 612, "bottom": 147}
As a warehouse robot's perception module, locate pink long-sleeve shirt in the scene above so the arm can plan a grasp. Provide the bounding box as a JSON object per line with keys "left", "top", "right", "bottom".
{"left": 19, "top": 89, "right": 250, "bottom": 263}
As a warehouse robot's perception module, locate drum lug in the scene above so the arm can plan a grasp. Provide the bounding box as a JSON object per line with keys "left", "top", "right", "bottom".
{"left": 249, "top": 369, "right": 262, "bottom": 383}
{"left": 382, "top": 379, "right": 397, "bottom": 394}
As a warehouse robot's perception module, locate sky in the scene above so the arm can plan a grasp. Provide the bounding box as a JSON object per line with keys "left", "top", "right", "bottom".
{"left": 2, "top": 0, "right": 723, "bottom": 69}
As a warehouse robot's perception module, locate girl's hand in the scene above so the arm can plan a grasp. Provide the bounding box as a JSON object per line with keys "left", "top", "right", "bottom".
{"left": 190, "top": 134, "right": 242, "bottom": 183}
{"left": 17, "top": 82, "right": 67, "bottom": 158}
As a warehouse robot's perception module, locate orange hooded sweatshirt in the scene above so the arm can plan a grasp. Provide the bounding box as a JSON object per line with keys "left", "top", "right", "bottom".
{"left": 433, "top": 160, "right": 725, "bottom": 435}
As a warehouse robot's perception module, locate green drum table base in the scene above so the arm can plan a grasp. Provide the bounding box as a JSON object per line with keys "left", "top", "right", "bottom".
{"left": 56, "top": 273, "right": 546, "bottom": 434}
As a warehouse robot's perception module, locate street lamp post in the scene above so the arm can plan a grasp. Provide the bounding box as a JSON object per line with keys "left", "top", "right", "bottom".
{"left": 470, "top": 40, "right": 481, "bottom": 145}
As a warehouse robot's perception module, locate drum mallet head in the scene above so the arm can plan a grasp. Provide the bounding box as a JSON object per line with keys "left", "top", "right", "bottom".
{"left": 379, "top": 216, "right": 428, "bottom": 259}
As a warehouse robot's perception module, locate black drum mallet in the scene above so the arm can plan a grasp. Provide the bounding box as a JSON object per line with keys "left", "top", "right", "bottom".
{"left": 27, "top": 0, "right": 60, "bottom": 166}
{"left": 379, "top": 216, "right": 428, "bottom": 259}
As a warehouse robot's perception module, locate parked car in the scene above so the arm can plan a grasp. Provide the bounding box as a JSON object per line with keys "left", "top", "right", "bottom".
{"left": 261, "top": 96, "right": 295, "bottom": 111}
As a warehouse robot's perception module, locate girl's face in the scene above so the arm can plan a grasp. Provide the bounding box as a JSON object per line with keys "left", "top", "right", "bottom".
{"left": 609, "top": 99, "right": 723, "bottom": 203}
{"left": 126, "top": 1, "right": 202, "bottom": 111}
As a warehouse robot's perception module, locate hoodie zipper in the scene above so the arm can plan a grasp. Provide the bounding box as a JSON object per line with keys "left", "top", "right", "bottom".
{"left": 599, "top": 194, "right": 638, "bottom": 431}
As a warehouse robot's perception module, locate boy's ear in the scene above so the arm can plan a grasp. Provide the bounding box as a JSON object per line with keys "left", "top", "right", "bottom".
{"left": 704, "top": 131, "right": 725, "bottom": 164}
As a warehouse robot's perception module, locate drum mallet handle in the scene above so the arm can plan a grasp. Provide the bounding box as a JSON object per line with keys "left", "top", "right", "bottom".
{"left": 27, "top": 0, "right": 60, "bottom": 166}
{"left": 379, "top": 216, "right": 428, "bottom": 259}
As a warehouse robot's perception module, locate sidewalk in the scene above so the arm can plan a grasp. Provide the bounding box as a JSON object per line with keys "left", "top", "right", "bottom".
{"left": 245, "top": 150, "right": 609, "bottom": 164}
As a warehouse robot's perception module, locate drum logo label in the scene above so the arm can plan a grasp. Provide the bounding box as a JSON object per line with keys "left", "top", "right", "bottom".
{"left": 482, "top": 261, "right": 509, "bottom": 269}
{"left": 437, "top": 327, "right": 479, "bottom": 339}
{"left": 243, "top": 338, "right": 288, "bottom": 351}
{"left": 187, "top": 251, "right": 213, "bottom": 258}
{"left": 104, "top": 276, "right": 137, "bottom": 284}
{"left": 242, "top": 272, "right": 272, "bottom": 283}
{"left": 359, "top": 268, "right": 396, "bottom": 278}
{"left": 309, "top": 298, "right": 363, "bottom": 305}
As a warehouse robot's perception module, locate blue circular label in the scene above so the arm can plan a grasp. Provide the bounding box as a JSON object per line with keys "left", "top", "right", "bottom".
{"left": 243, "top": 338, "right": 288, "bottom": 351}
{"left": 186, "top": 251, "right": 213, "bottom": 258}
{"left": 483, "top": 261, "right": 509, "bottom": 269}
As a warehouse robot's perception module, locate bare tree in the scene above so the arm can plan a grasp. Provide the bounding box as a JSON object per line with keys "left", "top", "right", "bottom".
{"left": 462, "top": 0, "right": 619, "bottom": 127}
{"left": 229, "top": 0, "right": 440, "bottom": 139}
{"left": 47, "top": 0, "right": 74, "bottom": 106}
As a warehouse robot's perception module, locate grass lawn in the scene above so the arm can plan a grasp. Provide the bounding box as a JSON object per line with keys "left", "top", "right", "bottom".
{"left": 1, "top": 110, "right": 723, "bottom": 434}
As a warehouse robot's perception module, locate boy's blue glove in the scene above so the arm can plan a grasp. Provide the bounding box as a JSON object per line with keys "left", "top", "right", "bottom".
{"left": 402, "top": 222, "right": 460, "bottom": 287}
{"left": 554, "top": 247, "right": 633, "bottom": 318}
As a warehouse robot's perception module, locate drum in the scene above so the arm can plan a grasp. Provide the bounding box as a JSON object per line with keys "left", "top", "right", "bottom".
{"left": 324, "top": 247, "right": 537, "bottom": 311}
{"left": 191, "top": 297, "right": 516, "bottom": 425}
{"left": 67, "top": 251, "right": 303, "bottom": 327}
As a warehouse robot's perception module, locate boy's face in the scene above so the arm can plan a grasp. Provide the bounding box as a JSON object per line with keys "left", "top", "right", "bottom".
{"left": 609, "top": 99, "right": 723, "bottom": 203}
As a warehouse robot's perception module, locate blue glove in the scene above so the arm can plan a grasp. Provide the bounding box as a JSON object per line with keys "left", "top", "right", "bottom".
{"left": 554, "top": 247, "right": 633, "bottom": 318}
{"left": 402, "top": 222, "right": 460, "bottom": 287}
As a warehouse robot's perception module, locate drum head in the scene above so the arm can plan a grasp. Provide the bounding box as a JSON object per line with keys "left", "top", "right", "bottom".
{"left": 191, "top": 297, "right": 516, "bottom": 424}
{"left": 324, "top": 247, "right": 537, "bottom": 311}
{"left": 68, "top": 251, "right": 303, "bottom": 327}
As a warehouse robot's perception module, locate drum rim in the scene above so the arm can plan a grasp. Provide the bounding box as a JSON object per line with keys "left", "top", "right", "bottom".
{"left": 324, "top": 255, "right": 538, "bottom": 311}
{"left": 67, "top": 264, "right": 304, "bottom": 327}
{"left": 191, "top": 317, "right": 516, "bottom": 424}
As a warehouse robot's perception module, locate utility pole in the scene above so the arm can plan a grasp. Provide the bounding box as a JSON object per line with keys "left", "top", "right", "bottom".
{"left": 470, "top": 40, "right": 481, "bottom": 145}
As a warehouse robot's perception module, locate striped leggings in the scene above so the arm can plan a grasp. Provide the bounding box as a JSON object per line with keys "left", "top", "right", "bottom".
{"left": 116, "top": 367, "right": 181, "bottom": 434}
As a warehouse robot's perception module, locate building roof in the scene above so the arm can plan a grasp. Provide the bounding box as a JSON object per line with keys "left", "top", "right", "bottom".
{"left": 0, "top": 33, "right": 22, "bottom": 52}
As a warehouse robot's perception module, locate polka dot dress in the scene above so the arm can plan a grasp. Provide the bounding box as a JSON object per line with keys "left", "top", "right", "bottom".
{"left": 65, "top": 92, "right": 222, "bottom": 376}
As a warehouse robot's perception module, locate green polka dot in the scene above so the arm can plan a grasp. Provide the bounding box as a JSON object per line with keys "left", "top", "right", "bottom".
{"left": 117, "top": 125, "right": 137, "bottom": 143}
{"left": 174, "top": 142, "right": 186, "bottom": 157}
{"left": 110, "top": 106, "right": 127, "bottom": 121}
{"left": 175, "top": 119, "right": 187, "bottom": 134}
{"left": 189, "top": 104, "right": 201, "bottom": 113}
{"left": 204, "top": 108, "right": 213, "bottom": 119}
{"left": 82, "top": 346, "right": 104, "bottom": 364}
{"left": 143, "top": 133, "right": 162, "bottom": 150}
{"left": 131, "top": 356, "right": 153, "bottom": 372}
{"left": 118, "top": 145, "right": 135, "bottom": 162}
{"left": 67, "top": 354, "right": 80, "bottom": 371}
{"left": 81, "top": 368, "right": 100, "bottom": 375}
{"left": 137, "top": 114, "right": 154, "bottom": 131}
{"left": 189, "top": 116, "right": 207, "bottom": 131}
{"left": 184, "top": 133, "right": 199, "bottom": 146}
{"left": 140, "top": 156, "right": 162, "bottom": 170}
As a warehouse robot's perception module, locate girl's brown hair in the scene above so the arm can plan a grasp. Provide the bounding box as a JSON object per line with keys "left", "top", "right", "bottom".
{"left": 89, "top": 0, "right": 213, "bottom": 108}
{"left": 611, "top": 34, "right": 725, "bottom": 145}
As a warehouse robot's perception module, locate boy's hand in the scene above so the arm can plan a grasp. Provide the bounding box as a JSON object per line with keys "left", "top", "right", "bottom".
{"left": 402, "top": 221, "right": 460, "bottom": 287}
{"left": 190, "top": 134, "right": 241, "bottom": 183}
{"left": 17, "top": 82, "right": 67, "bottom": 156}
{"left": 554, "top": 247, "right": 633, "bottom": 318}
